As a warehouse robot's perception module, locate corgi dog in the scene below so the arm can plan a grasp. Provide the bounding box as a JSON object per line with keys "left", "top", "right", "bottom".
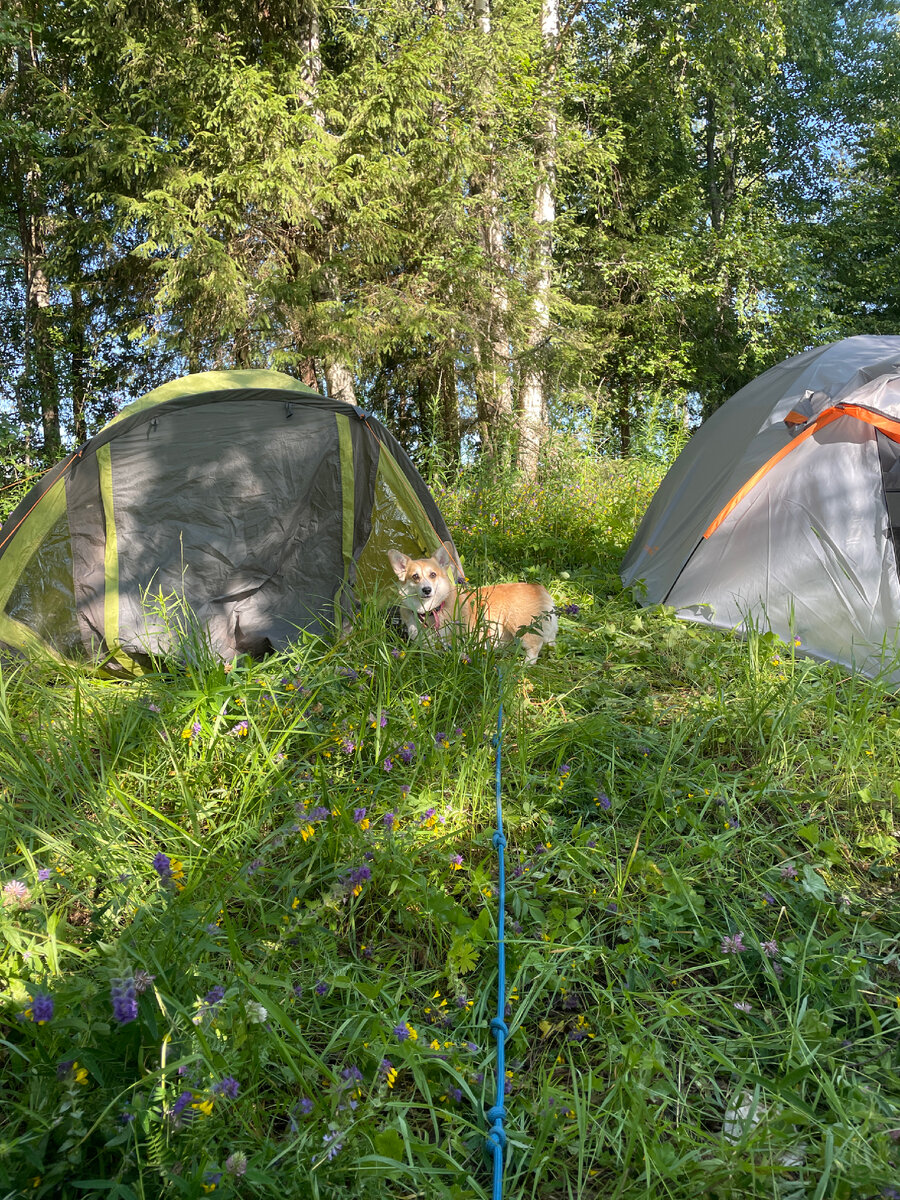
{"left": 387, "top": 545, "right": 558, "bottom": 664}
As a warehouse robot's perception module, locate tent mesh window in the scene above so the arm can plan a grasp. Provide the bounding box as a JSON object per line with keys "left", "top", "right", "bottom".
{"left": 877, "top": 431, "right": 900, "bottom": 574}
{"left": 356, "top": 463, "right": 433, "bottom": 595}
{"left": 4, "top": 512, "right": 83, "bottom": 657}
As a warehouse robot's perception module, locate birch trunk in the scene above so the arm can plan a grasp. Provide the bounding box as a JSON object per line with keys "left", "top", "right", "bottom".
{"left": 16, "top": 37, "right": 61, "bottom": 456}
{"left": 473, "top": 0, "right": 513, "bottom": 461}
{"left": 302, "top": 1, "right": 357, "bottom": 405}
{"left": 516, "top": 0, "right": 558, "bottom": 477}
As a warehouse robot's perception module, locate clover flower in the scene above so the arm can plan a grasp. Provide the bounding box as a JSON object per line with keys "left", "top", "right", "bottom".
{"left": 245, "top": 1000, "right": 268, "bottom": 1024}
{"left": 111, "top": 974, "right": 139, "bottom": 1025}
{"left": 2, "top": 880, "right": 30, "bottom": 908}
{"left": 760, "top": 939, "right": 779, "bottom": 958}
{"left": 780, "top": 863, "right": 798, "bottom": 880}
{"left": 225, "top": 1152, "right": 248, "bottom": 1177}
{"left": 720, "top": 932, "right": 747, "bottom": 955}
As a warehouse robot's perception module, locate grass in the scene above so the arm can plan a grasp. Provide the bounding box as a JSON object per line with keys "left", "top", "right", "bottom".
{"left": 0, "top": 448, "right": 898, "bottom": 1200}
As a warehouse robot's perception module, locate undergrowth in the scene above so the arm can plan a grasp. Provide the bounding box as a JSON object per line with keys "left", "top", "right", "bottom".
{"left": 0, "top": 453, "right": 898, "bottom": 1200}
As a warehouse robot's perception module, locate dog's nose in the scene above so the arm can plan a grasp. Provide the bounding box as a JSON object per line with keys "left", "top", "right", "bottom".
{"left": 421, "top": 585, "right": 432, "bottom": 596}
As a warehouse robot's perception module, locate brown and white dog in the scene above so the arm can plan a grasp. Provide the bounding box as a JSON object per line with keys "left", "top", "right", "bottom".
{"left": 387, "top": 545, "right": 557, "bottom": 664}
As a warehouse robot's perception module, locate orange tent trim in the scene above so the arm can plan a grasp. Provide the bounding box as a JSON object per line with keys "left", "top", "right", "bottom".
{"left": 703, "top": 404, "right": 900, "bottom": 541}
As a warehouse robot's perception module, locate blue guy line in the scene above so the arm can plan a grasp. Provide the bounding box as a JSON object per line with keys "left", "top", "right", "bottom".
{"left": 486, "top": 669, "right": 508, "bottom": 1199}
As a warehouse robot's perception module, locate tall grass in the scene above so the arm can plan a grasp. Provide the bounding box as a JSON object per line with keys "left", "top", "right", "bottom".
{"left": 0, "top": 452, "right": 897, "bottom": 1200}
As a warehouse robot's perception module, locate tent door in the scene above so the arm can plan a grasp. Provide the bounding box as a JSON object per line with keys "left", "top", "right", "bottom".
{"left": 877, "top": 430, "right": 900, "bottom": 573}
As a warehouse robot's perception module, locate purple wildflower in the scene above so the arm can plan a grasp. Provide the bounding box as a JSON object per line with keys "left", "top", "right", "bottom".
{"left": 762, "top": 893, "right": 777, "bottom": 906}
{"left": 298, "top": 1096, "right": 314, "bottom": 1114}
{"left": 111, "top": 975, "right": 138, "bottom": 1026}
{"left": 760, "top": 940, "right": 779, "bottom": 958}
{"left": 780, "top": 863, "right": 798, "bottom": 880}
{"left": 31, "top": 993, "right": 54, "bottom": 1024}
{"left": 152, "top": 852, "right": 172, "bottom": 880}
{"left": 171, "top": 1090, "right": 193, "bottom": 1118}
{"left": 394, "top": 1023, "right": 410, "bottom": 1042}
{"left": 204, "top": 1173, "right": 223, "bottom": 1188}
{"left": 435, "top": 731, "right": 449, "bottom": 748}
{"left": 322, "top": 1131, "right": 343, "bottom": 1161}
{"left": 398, "top": 742, "right": 416, "bottom": 764}
{"left": 37, "top": 868, "right": 52, "bottom": 882}
{"left": 595, "top": 791, "right": 612, "bottom": 810}
{"left": 400, "top": 784, "right": 411, "bottom": 797}
{"left": 353, "top": 807, "right": 367, "bottom": 823}
{"left": 315, "top": 980, "right": 328, "bottom": 996}
{"left": 204, "top": 985, "right": 226, "bottom": 1006}
{"left": 212, "top": 1076, "right": 240, "bottom": 1099}
{"left": 720, "top": 931, "right": 747, "bottom": 955}
{"left": 448, "top": 1087, "right": 463, "bottom": 1102}
{"left": 308, "top": 806, "right": 329, "bottom": 821}
{"left": 341, "top": 739, "right": 356, "bottom": 755}
{"left": 563, "top": 603, "right": 580, "bottom": 616}
{"left": 383, "top": 757, "right": 393, "bottom": 772}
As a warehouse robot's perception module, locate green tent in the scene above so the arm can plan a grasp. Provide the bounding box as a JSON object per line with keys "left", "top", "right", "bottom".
{"left": 0, "top": 370, "right": 460, "bottom": 674}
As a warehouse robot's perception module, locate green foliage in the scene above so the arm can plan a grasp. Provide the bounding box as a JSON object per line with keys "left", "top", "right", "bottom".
{"left": 0, "top": 452, "right": 898, "bottom": 1198}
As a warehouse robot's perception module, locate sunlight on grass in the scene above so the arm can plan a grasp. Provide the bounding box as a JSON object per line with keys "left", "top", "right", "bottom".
{"left": 0, "top": 451, "right": 898, "bottom": 1199}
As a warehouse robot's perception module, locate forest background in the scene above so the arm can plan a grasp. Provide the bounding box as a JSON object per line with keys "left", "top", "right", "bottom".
{"left": 2, "top": 0, "right": 900, "bottom": 485}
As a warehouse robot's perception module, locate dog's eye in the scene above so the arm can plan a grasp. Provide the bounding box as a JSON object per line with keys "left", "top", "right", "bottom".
{"left": 429, "top": 572, "right": 436, "bottom": 579}
{"left": 411, "top": 573, "right": 419, "bottom": 582}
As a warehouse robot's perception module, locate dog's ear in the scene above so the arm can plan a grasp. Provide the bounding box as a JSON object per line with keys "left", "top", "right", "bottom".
{"left": 433, "top": 544, "right": 451, "bottom": 570}
{"left": 387, "top": 549, "right": 410, "bottom": 579}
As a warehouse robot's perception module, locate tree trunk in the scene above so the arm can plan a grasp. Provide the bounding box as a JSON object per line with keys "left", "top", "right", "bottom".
{"left": 473, "top": 0, "right": 513, "bottom": 463}
{"left": 15, "top": 40, "right": 61, "bottom": 458}
{"left": 302, "top": 0, "right": 357, "bottom": 406}
{"left": 516, "top": 0, "right": 558, "bottom": 477}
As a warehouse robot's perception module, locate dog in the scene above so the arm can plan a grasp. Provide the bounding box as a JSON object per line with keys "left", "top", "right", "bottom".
{"left": 387, "top": 545, "right": 557, "bottom": 664}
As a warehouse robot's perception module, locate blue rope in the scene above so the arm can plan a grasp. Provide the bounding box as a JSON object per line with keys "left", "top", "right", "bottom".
{"left": 486, "top": 669, "right": 508, "bottom": 1198}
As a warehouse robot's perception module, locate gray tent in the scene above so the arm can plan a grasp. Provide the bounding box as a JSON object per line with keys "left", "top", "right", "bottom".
{"left": 621, "top": 334, "right": 900, "bottom": 679}
{"left": 0, "top": 370, "right": 460, "bottom": 674}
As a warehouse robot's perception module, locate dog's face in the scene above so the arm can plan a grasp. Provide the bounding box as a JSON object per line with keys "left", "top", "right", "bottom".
{"left": 387, "top": 546, "right": 454, "bottom": 614}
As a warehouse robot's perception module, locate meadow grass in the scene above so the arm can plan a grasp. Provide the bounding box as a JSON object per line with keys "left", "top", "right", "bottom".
{"left": 0, "top": 450, "right": 898, "bottom": 1200}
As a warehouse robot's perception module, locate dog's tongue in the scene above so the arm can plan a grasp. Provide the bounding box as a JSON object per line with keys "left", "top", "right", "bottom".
{"left": 420, "top": 601, "right": 445, "bottom": 629}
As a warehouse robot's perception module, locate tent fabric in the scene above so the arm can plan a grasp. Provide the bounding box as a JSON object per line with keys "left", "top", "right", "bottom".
{"left": 0, "top": 370, "right": 459, "bottom": 673}
{"left": 621, "top": 335, "right": 900, "bottom": 681}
